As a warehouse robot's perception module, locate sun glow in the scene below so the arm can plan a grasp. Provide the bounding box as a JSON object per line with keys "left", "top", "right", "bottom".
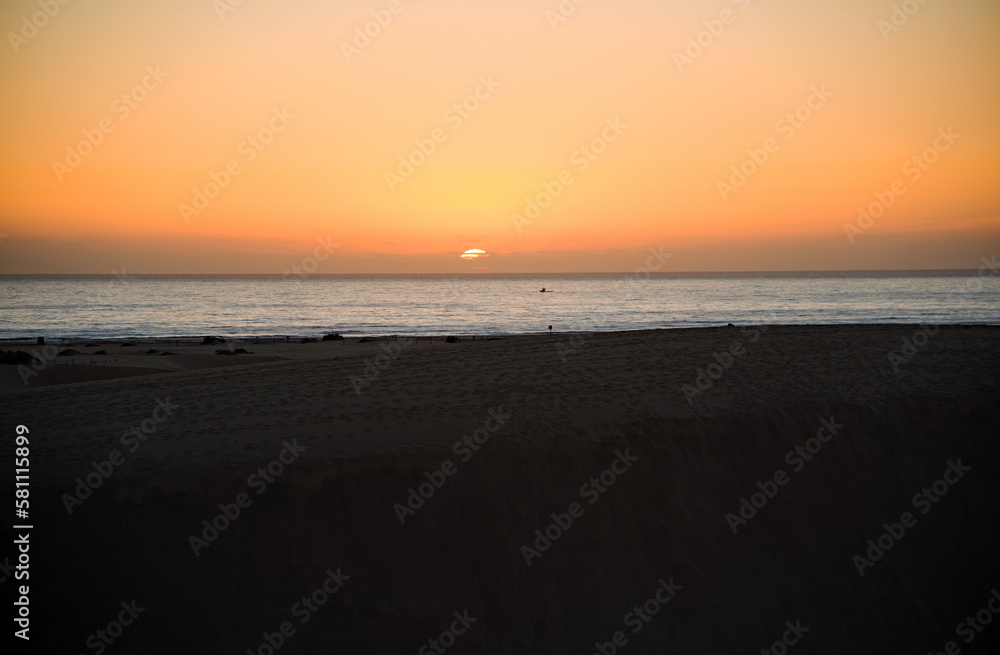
{"left": 0, "top": 0, "right": 997, "bottom": 273}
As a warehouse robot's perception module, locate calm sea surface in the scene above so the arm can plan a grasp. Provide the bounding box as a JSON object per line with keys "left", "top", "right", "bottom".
{"left": 0, "top": 272, "right": 997, "bottom": 340}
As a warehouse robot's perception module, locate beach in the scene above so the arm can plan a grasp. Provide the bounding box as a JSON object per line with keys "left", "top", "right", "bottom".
{"left": 6, "top": 0, "right": 999, "bottom": 649}
{"left": 2, "top": 324, "right": 999, "bottom": 653}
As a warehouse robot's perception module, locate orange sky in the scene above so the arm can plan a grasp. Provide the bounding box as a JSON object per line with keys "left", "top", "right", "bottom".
{"left": 1, "top": 0, "right": 998, "bottom": 273}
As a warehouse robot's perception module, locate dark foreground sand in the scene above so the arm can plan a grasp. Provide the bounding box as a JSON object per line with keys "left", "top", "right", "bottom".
{"left": 1, "top": 325, "right": 999, "bottom": 654}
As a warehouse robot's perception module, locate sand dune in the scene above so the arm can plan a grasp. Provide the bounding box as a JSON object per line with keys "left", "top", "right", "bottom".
{"left": 2, "top": 325, "right": 998, "bottom": 653}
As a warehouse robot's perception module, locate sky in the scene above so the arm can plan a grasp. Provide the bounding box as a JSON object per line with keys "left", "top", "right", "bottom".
{"left": 0, "top": 0, "right": 998, "bottom": 273}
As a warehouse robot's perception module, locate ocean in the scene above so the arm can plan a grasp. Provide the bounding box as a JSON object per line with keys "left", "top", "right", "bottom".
{"left": 0, "top": 271, "right": 997, "bottom": 340}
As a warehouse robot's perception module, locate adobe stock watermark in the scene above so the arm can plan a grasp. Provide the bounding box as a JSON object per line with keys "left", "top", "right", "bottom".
{"left": 62, "top": 398, "right": 180, "bottom": 514}
{"left": 556, "top": 246, "right": 672, "bottom": 363}
{"left": 85, "top": 267, "right": 136, "bottom": 308}
{"left": 877, "top": 0, "right": 933, "bottom": 41}
{"left": 75, "top": 600, "right": 145, "bottom": 655}
{"left": 520, "top": 449, "right": 639, "bottom": 566}
{"left": 393, "top": 407, "right": 511, "bottom": 524}
{"left": 179, "top": 107, "right": 295, "bottom": 223}
{"left": 8, "top": 0, "right": 73, "bottom": 54}
{"left": 886, "top": 324, "right": 939, "bottom": 374}
{"left": 244, "top": 567, "right": 350, "bottom": 655}
{"left": 556, "top": 332, "right": 592, "bottom": 364}
{"left": 233, "top": 237, "right": 340, "bottom": 324}
{"left": 844, "top": 127, "right": 960, "bottom": 243}
{"left": 52, "top": 65, "right": 168, "bottom": 182}
{"left": 417, "top": 610, "right": 478, "bottom": 655}
{"left": 188, "top": 439, "right": 306, "bottom": 557}
{"left": 511, "top": 116, "right": 627, "bottom": 235}
{"left": 725, "top": 417, "right": 844, "bottom": 534}
{"left": 852, "top": 458, "right": 971, "bottom": 576}
{"left": 592, "top": 578, "right": 682, "bottom": 655}
{"left": 673, "top": 0, "right": 754, "bottom": 73}
{"left": 927, "top": 587, "right": 1000, "bottom": 653}
{"left": 10, "top": 555, "right": 27, "bottom": 639}
{"left": 14, "top": 340, "right": 67, "bottom": 386}
{"left": 545, "top": 0, "right": 591, "bottom": 31}
{"left": 282, "top": 237, "right": 340, "bottom": 285}
{"left": 681, "top": 317, "right": 776, "bottom": 406}
{"left": 717, "top": 84, "right": 833, "bottom": 201}
{"left": 385, "top": 75, "right": 501, "bottom": 192}
{"left": 439, "top": 277, "right": 464, "bottom": 303}
{"left": 965, "top": 255, "right": 999, "bottom": 292}
{"left": 755, "top": 620, "right": 811, "bottom": 655}
{"left": 620, "top": 248, "right": 672, "bottom": 282}
{"left": 341, "top": 0, "right": 416, "bottom": 62}
{"left": 0, "top": 557, "right": 14, "bottom": 585}
{"left": 214, "top": 0, "right": 250, "bottom": 21}
{"left": 350, "top": 338, "right": 416, "bottom": 395}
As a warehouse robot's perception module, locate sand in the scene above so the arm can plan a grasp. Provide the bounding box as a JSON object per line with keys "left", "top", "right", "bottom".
{"left": 1, "top": 325, "right": 998, "bottom": 653}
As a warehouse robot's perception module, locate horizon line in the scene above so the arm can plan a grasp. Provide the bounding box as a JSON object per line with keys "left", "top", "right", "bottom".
{"left": 0, "top": 268, "right": 989, "bottom": 276}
